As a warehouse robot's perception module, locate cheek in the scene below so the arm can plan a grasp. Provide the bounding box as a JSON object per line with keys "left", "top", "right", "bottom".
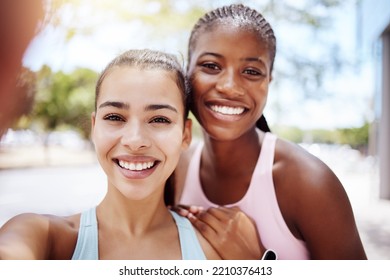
{"left": 252, "top": 84, "right": 269, "bottom": 115}
{"left": 155, "top": 128, "right": 184, "bottom": 160}
{"left": 189, "top": 76, "right": 210, "bottom": 117}
{"left": 190, "top": 73, "right": 210, "bottom": 97}
{"left": 93, "top": 125, "right": 116, "bottom": 153}
{"left": 253, "top": 81, "right": 269, "bottom": 100}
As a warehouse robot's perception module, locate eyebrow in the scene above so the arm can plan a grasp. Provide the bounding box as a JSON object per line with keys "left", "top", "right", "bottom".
{"left": 98, "top": 101, "right": 178, "bottom": 113}
{"left": 244, "top": 57, "right": 265, "bottom": 63}
{"left": 98, "top": 101, "right": 130, "bottom": 110}
{"left": 199, "top": 52, "right": 266, "bottom": 65}
{"left": 145, "top": 104, "right": 178, "bottom": 113}
{"left": 199, "top": 52, "right": 223, "bottom": 59}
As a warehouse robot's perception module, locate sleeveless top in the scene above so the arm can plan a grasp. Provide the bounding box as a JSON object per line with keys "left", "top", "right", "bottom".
{"left": 180, "top": 132, "right": 310, "bottom": 260}
{"left": 71, "top": 208, "right": 206, "bottom": 260}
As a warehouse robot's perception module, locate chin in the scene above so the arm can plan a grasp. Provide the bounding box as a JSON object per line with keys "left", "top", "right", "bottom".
{"left": 205, "top": 126, "right": 242, "bottom": 141}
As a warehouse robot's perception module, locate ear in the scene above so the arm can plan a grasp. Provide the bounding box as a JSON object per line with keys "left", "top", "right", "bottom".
{"left": 181, "top": 118, "right": 192, "bottom": 151}
{"left": 90, "top": 112, "right": 96, "bottom": 142}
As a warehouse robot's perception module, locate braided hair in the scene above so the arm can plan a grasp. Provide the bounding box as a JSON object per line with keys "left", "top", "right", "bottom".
{"left": 188, "top": 4, "right": 276, "bottom": 132}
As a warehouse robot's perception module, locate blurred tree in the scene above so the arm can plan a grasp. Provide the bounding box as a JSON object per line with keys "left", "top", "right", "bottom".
{"left": 272, "top": 125, "right": 305, "bottom": 143}
{"left": 272, "top": 122, "right": 369, "bottom": 153}
{"left": 43, "top": 0, "right": 351, "bottom": 87}
{"left": 33, "top": 65, "right": 97, "bottom": 138}
{"left": 337, "top": 122, "right": 369, "bottom": 151}
{"left": 45, "top": 0, "right": 206, "bottom": 48}
{"left": 25, "top": 0, "right": 355, "bottom": 137}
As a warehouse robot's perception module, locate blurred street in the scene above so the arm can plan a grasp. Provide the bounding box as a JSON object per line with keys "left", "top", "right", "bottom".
{"left": 0, "top": 142, "right": 389, "bottom": 260}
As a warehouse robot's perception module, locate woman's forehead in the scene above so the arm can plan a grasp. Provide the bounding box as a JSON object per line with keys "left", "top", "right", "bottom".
{"left": 196, "top": 24, "right": 268, "bottom": 46}
{"left": 193, "top": 26, "right": 270, "bottom": 55}
{"left": 100, "top": 68, "right": 181, "bottom": 100}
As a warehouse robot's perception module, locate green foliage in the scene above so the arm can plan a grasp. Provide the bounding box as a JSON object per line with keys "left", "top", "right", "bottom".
{"left": 29, "top": 0, "right": 358, "bottom": 141}
{"left": 272, "top": 125, "right": 305, "bottom": 143}
{"left": 32, "top": 66, "right": 97, "bottom": 138}
{"left": 337, "top": 122, "right": 369, "bottom": 150}
{"left": 42, "top": 0, "right": 354, "bottom": 100}
{"left": 273, "top": 122, "right": 370, "bottom": 151}
{"left": 309, "top": 128, "right": 339, "bottom": 144}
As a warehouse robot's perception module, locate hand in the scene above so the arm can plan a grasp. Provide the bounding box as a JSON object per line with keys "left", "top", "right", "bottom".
{"left": 189, "top": 206, "right": 264, "bottom": 260}
{"left": 169, "top": 204, "right": 204, "bottom": 218}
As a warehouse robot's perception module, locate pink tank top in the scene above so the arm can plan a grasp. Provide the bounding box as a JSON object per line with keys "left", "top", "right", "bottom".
{"left": 180, "top": 132, "right": 310, "bottom": 260}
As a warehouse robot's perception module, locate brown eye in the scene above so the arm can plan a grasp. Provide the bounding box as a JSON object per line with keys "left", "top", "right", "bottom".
{"left": 150, "top": 116, "right": 171, "bottom": 124}
{"left": 243, "top": 68, "right": 263, "bottom": 76}
{"left": 200, "top": 62, "right": 221, "bottom": 73}
{"left": 103, "top": 114, "right": 124, "bottom": 122}
{"left": 202, "top": 63, "right": 219, "bottom": 70}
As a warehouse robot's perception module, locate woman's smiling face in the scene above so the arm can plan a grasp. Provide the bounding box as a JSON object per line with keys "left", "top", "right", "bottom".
{"left": 188, "top": 24, "right": 273, "bottom": 140}
{"left": 92, "top": 66, "right": 191, "bottom": 201}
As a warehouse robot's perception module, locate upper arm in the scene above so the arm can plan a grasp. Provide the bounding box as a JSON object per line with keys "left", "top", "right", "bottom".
{"left": 0, "top": 214, "right": 51, "bottom": 259}
{"left": 299, "top": 167, "right": 366, "bottom": 259}
{"left": 275, "top": 143, "right": 366, "bottom": 259}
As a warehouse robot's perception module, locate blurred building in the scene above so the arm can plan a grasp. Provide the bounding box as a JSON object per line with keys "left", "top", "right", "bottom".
{"left": 359, "top": 0, "right": 390, "bottom": 199}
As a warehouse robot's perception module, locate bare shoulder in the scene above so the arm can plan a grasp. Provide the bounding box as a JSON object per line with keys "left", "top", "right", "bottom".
{"left": 273, "top": 138, "right": 337, "bottom": 186}
{"left": 273, "top": 137, "right": 348, "bottom": 213}
{"left": 0, "top": 213, "right": 80, "bottom": 260}
{"left": 174, "top": 139, "right": 202, "bottom": 203}
{"left": 194, "top": 228, "right": 221, "bottom": 260}
{"left": 273, "top": 137, "right": 366, "bottom": 259}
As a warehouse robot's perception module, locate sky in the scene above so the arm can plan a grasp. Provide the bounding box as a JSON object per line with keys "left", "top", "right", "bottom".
{"left": 22, "top": 0, "right": 373, "bottom": 130}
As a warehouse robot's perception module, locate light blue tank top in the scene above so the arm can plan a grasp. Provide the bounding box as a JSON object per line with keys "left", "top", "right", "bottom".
{"left": 71, "top": 208, "right": 206, "bottom": 260}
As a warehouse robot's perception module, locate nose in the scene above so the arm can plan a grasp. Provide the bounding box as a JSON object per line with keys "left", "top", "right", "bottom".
{"left": 215, "top": 69, "right": 245, "bottom": 97}
{"left": 121, "top": 120, "right": 151, "bottom": 151}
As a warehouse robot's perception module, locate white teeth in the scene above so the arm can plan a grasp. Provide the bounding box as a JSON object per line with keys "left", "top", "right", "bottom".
{"left": 210, "top": 105, "right": 245, "bottom": 115}
{"left": 118, "top": 160, "right": 155, "bottom": 171}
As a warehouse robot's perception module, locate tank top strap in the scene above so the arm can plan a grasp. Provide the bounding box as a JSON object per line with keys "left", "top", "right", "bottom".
{"left": 71, "top": 207, "right": 99, "bottom": 260}
{"left": 169, "top": 211, "right": 206, "bottom": 260}
{"left": 192, "top": 141, "right": 204, "bottom": 172}
{"left": 257, "top": 132, "right": 277, "bottom": 174}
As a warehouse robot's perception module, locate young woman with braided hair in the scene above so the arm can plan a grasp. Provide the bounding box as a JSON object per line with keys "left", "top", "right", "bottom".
{"left": 173, "top": 4, "right": 366, "bottom": 260}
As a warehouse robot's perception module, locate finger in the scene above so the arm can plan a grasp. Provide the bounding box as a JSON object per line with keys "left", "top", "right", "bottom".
{"left": 208, "top": 207, "right": 258, "bottom": 230}
{"left": 195, "top": 210, "right": 225, "bottom": 233}
{"left": 207, "top": 206, "right": 238, "bottom": 221}
{"left": 169, "top": 205, "right": 190, "bottom": 217}
{"left": 189, "top": 205, "right": 204, "bottom": 213}
{"left": 188, "top": 213, "right": 218, "bottom": 242}
{"left": 177, "top": 204, "right": 191, "bottom": 210}
{"left": 177, "top": 204, "right": 204, "bottom": 215}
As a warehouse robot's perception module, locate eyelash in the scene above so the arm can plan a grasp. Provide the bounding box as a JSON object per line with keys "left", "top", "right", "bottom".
{"left": 103, "top": 114, "right": 124, "bottom": 122}
{"left": 150, "top": 116, "right": 171, "bottom": 124}
{"left": 201, "top": 62, "right": 220, "bottom": 71}
{"left": 201, "top": 62, "right": 264, "bottom": 77}
{"left": 202, "top": 62, "right": 219, "bottom": 70}
{"left": 103, "top": 114, "right": 171, "bottom": 125}
{"left": 244, "top": 69, "right": 262, "bottom": 76}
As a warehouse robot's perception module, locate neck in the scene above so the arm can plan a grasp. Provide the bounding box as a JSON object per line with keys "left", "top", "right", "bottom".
{"left": 202, "top": 128, "right": 261, "bottom": 173}
{"left": 198, "top": 128, "right": 263, "bottom": 204}
{"left": 97, "top": 185, "right": 171, "bottom": 236}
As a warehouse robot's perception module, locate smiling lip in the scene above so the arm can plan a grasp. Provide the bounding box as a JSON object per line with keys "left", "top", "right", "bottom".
{"left": 114, "top": 156, "right": 160, "bottom": 179}
{"left": 118, "top": 160, "right": 155, "bottom": 171}
{"left": 210, "top": 104, "right": 245, "bottom": 115}
{"left": 206, "top": 102, "right": 247, "bottom": 121}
